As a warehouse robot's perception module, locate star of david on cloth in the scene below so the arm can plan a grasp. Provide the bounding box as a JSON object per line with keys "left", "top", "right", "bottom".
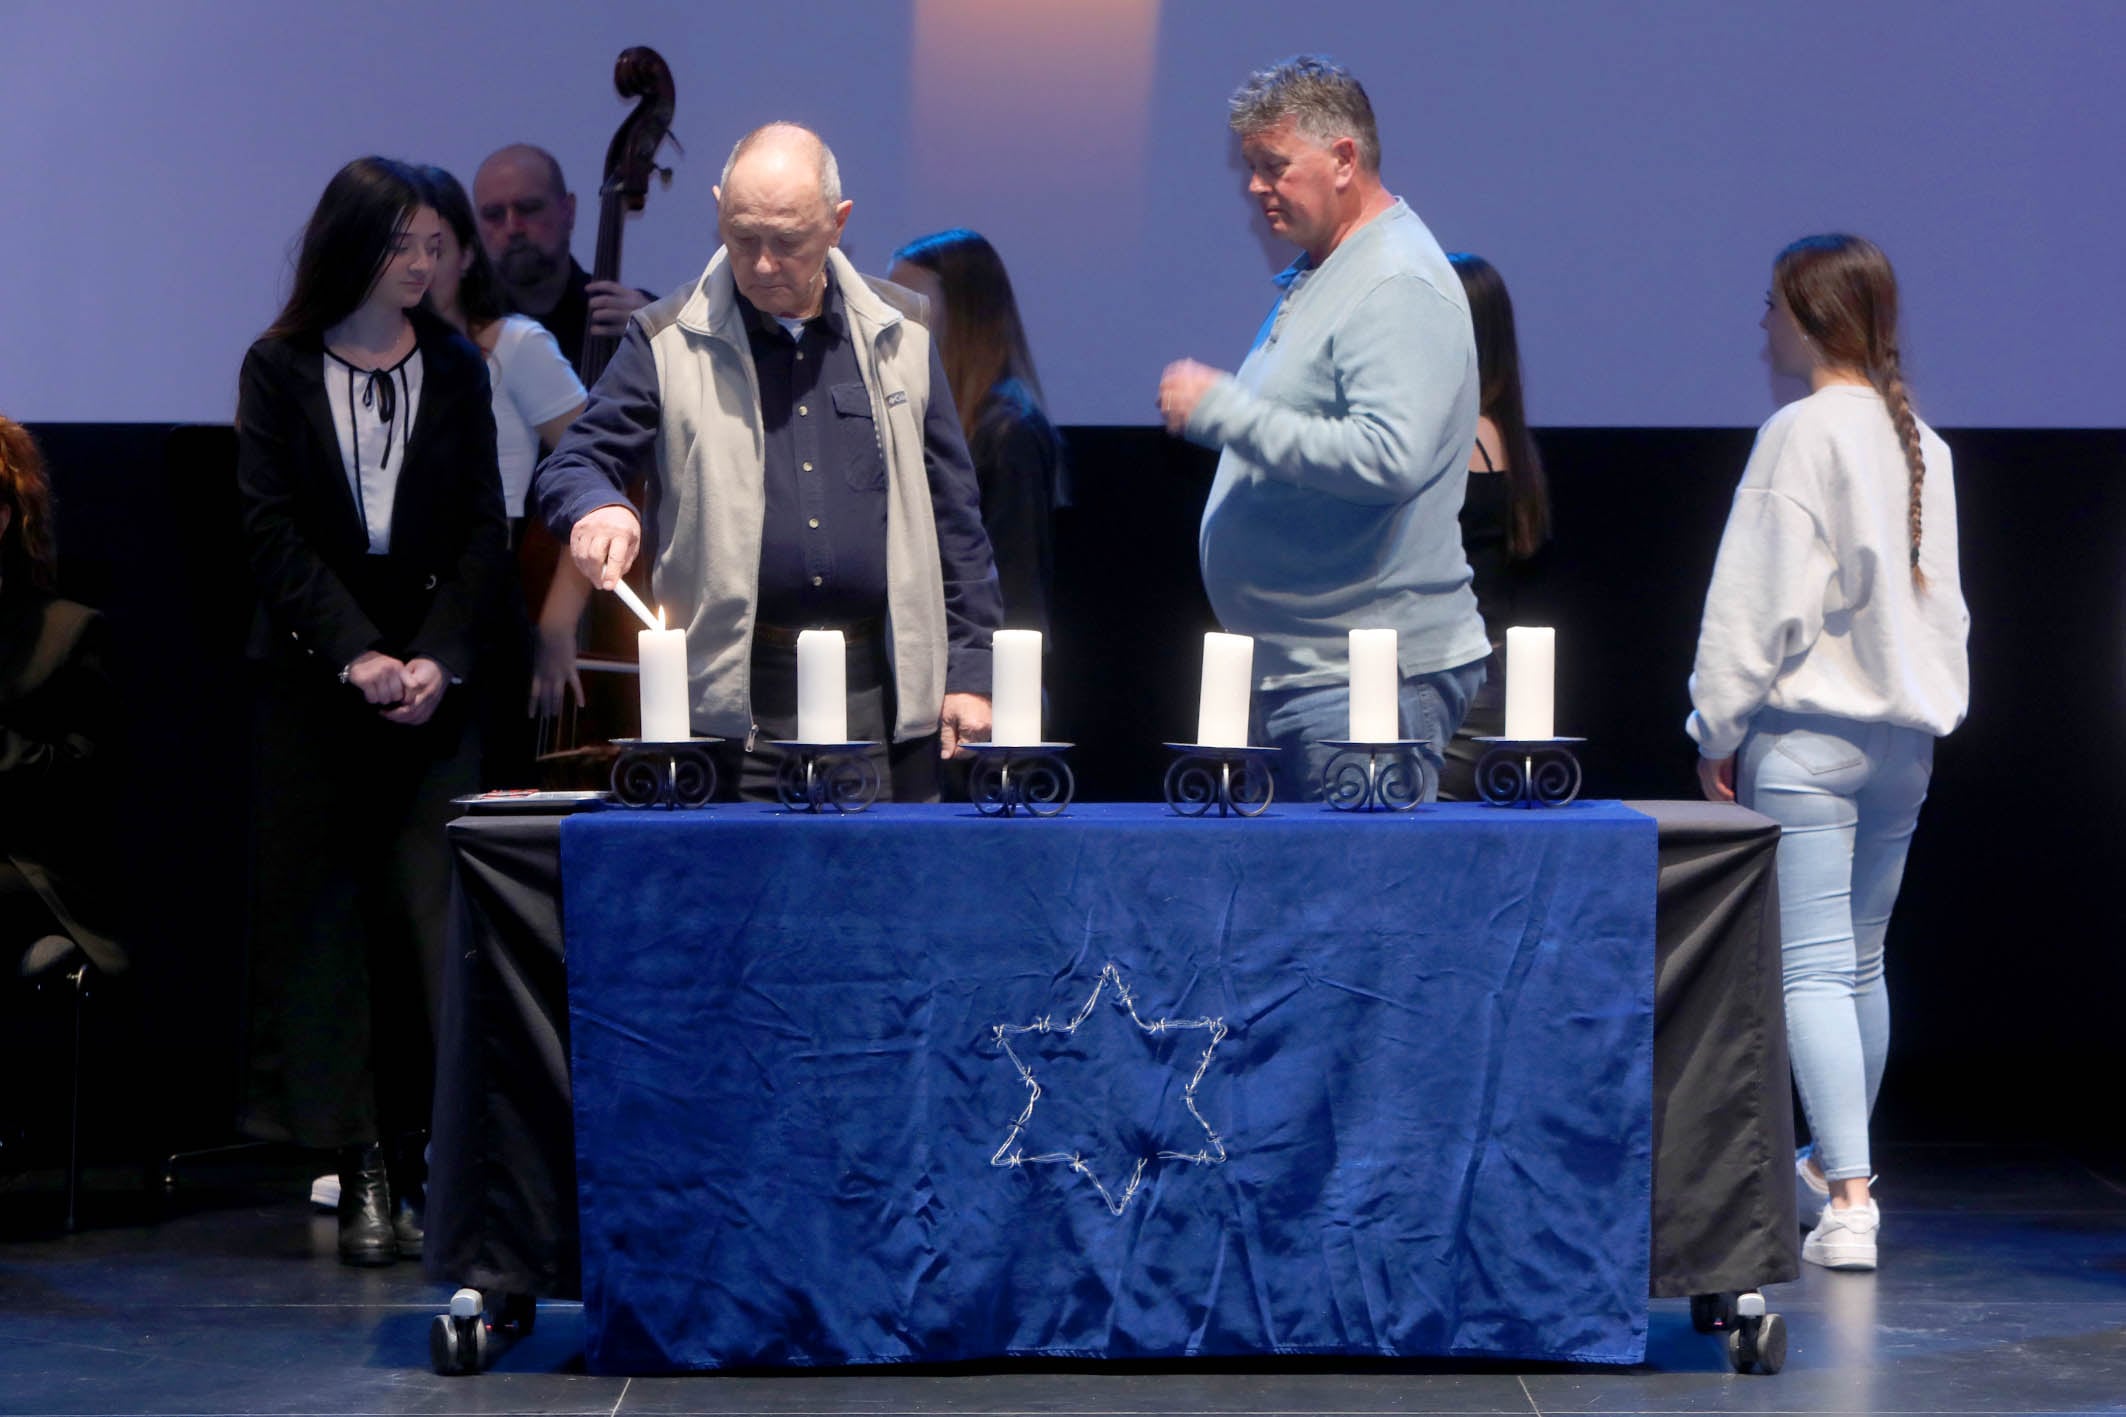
{"left": 986, "top": 962, "right": 1229, "bottom": 1216}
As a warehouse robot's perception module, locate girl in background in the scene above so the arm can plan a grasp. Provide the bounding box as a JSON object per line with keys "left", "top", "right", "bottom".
{"left": 421, "top": 166, "right": 588, "bottom": 772}
{"left": 1439, "top": 252, "right": 1549, "bottom": 800}
{"left": 888, "top": 229, "right": 1064, "bottom": 637}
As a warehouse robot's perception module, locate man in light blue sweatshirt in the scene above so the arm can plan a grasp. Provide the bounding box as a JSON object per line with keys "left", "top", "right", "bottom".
{"left": 1160, "top": 55, "right": 1491, "bottom": 803}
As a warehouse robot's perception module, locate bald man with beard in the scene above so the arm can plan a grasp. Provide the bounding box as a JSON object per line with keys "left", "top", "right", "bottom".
{"left": 473, "top": 144, "right": 653, "bottom": 365}
{"left": 529, "top": 123, "right": 1001, "bottom": 802}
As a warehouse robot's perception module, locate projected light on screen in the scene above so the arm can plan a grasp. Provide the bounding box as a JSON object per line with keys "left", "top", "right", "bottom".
{"left": 908, "top": 0, "right": 1161, "bottom": 420}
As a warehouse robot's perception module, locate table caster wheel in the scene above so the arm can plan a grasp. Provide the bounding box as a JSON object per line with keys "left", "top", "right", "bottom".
{"left": 1725, "top": 1322, "right": 1755, "bottom": 1372}
{"left": 430, "top": 1287, "right": 490, "bottom": 1375}
{"left": 1756, "top": 1311, "right": 1788, "bottom": 1373}
{"left": 1690, "top": 1292, "right": 1735, "bottom": 1333}
{"left": 1723, "top": 1293, "right": 1784, "bottom": 1374}
{"left": 430, "top": 1313, "right": 465, "bottom": 1374}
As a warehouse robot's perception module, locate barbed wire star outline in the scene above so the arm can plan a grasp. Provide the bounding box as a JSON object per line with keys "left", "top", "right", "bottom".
{"left": 986, "top": 961, "right": 1229, "bottom": 1217}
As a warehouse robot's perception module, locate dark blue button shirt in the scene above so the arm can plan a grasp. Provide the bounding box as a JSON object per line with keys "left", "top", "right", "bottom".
{"left": 739, "top": 286, "right": 889, "bottom": 625}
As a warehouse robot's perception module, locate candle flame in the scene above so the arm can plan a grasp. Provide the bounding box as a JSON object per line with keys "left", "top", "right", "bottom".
{"left": 658, "top": 606, "right": 667, "bottom": 629}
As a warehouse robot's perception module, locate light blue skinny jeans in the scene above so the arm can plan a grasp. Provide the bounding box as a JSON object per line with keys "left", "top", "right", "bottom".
{"left": 1738, "top": 710, "right": 1934, "bottom": 1183}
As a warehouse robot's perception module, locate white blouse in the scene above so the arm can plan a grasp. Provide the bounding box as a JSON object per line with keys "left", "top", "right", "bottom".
{"left": 485, "top": 315, "right": 586, "bottom": 518}
{"left": 324, "top": 347, "right": 423, "bottom": 554}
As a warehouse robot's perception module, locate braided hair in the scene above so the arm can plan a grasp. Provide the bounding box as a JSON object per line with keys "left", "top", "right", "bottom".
{"left": 1774, "top": 234, "right": 1929, "bottom": 589}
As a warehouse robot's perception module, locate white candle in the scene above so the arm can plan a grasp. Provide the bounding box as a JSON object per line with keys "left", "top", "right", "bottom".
{"left": 1504, "top": 626, "right": 1556, "bottom": 740}
{"left": 1196, "top": 632, "right": 1254, "bottom": 747}
{"left": 992, "top": 630, "right": 1043, "bottom": 746}
{"left": 1347, "top": 628, "right": 1399, "bottom": 741}
{"left": 638, "top": 612, "right": 689, "bottom": 741}
{"left": 796, "top": 630, "right": 847, "bottom": 743}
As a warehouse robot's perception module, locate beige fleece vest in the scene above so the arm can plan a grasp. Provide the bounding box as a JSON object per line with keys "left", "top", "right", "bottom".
{"left": 632, "top": 247, "right": 947, "bottom": 742}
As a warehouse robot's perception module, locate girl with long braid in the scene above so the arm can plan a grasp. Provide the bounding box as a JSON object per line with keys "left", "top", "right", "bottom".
{"left": 1687, "top": 234, "right": 1970, "bottom": 1272}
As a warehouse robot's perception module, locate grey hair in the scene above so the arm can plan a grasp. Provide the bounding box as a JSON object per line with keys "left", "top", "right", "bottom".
{"left": 1227, "top": 55, "right": 1380, "bottom": 172}
{"left": 719, "top": 122, "right": 843, "bottom": 209}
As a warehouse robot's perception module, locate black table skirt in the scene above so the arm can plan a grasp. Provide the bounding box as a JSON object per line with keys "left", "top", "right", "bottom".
{"left": 428, "top": 800, "right": 1796, "bottom": 1304}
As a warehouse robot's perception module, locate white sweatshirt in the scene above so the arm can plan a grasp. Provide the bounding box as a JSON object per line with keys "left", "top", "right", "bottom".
{"left": 1686, "top": 384, "right": 1970, "bottom": 758}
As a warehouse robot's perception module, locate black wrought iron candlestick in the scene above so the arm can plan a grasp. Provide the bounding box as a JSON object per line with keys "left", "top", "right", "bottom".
{"left": 1472, "top": 737, "right": 1586, "bottom": 808}
{"left": 608, "top": 738, "right": 723, "bottom": 809}
{"left": 768, "top": 742, "right": 882, "bottom": 813}
{"left": 962, "top": 743, "right": 1076, "bottom": 817}
{"left": 1162, "top": 744, "right": 1280, "bottom": 818}
{"left": 1317, "top": 740, "right": 1430, "bottom": 812}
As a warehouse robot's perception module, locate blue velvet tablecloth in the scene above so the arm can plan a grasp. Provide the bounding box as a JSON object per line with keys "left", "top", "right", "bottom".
{"left": 561, "top": 801, "right": 1656, "bottom": 1372}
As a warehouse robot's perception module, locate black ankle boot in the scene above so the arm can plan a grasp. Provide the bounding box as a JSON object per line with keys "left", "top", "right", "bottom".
{"left": 336, "top": 1143, "right": 396, "bottom": 1267}
{"left": 387, "top": 1135, "right": 426, "bottom": 1260}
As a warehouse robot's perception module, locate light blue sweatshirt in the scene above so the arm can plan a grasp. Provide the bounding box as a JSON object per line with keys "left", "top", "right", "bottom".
{"left": 1190, "top": 199, "right": 1491, "bottom": 690}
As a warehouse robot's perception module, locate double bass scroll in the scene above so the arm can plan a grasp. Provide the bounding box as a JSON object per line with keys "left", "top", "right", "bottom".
{"left": 576, "top": 46, "right": 677, "bottom": 388}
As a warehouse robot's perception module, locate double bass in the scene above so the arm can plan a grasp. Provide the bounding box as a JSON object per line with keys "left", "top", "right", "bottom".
{"left": 530, "top": 47, "right": 677, "bottom": 782}
{"left": 576, "top": 47, "right": 676, "bottom": 386}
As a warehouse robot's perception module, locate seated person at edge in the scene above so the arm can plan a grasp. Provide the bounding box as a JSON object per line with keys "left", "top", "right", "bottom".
{"left": 530, "top": 123, "right": 1002, "bottom": 802}
{"left": 1438, "top": 252, "right": 1551, "bottom": 800}
{"left": 1159, "top": 56, "right": 1489, "bottom": 803}
{"left": 1, "top": 417, "right": 126, "bottom": 1075}
{"left": 887, "top": 229, "right": 1065, "bottom": 637}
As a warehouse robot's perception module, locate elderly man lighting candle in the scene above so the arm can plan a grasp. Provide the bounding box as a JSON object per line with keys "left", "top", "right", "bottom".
{"left": 533, "top": 123, "right": 1002, "bottom": 801}
{"left": 1159, "top": 56, "right": 1490, "bottom": 804}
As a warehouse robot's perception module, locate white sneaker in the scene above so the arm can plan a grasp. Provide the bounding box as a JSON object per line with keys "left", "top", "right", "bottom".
{"left": 310, "top": 1172, "right": 340, "bottom": 1211}
{"left": 1795, "top": 1147, "right": 1829, "bottom": 1231}
{"left": 1803, "top": 1199, "right": 1879, "bottom": 1271}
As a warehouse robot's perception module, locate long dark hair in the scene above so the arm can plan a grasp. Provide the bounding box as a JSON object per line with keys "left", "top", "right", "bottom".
{"left": 1449, "top": 253, "right": 1549, "bottom": 559}
{"left": 1773, "top": 233, "right": 1928, "bottom": 588}
{"left": 263, "top": 157, "right": 433, "bottom": 343}
{"left": 421, "top": 165, "right": 508, "bottom": 337}
{"left": 889, "top": 228, "right": 1046, "bottom": 445}
{"left": 0, "top": 416, "right": 59, "bottom": 592}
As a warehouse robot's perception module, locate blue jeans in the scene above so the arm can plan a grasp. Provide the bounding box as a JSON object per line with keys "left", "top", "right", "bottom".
{"left": 1738, "top": 711, "right": 1934, "bottom": 1182}
{"left": 1252, "top": 658, "right": 1486, "bottom": 805}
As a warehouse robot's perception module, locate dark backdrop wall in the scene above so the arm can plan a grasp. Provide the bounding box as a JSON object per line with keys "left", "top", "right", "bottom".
{"left": 23, "top": 421, "right": 2126, "bottom": 1163}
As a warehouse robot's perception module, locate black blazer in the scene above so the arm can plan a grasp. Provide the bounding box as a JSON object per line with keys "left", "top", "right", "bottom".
{"left": 236, "top": 307, "right": 507, "bottom": 681}
{"left": 0, "top": 590, "right": 124, "bottom": 975}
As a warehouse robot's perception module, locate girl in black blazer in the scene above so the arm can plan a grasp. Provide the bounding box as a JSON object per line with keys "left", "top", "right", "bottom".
{"left": 234, "top": 158, "right": 506, "bottom": 1266}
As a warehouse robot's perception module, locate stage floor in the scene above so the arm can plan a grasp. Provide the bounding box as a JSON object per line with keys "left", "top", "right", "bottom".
{"left": 4, "top": 1142, "right": 2125, "bottom": 1415}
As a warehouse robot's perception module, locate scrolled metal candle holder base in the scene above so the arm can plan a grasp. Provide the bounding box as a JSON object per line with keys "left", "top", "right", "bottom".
{"left": 962, "top": 743, "right": 1076, "bottom": 818}
{"left": 1472, "top": 736, "right": 1587, "bottom": 808}
{"left": 1318, "top": 740, "right": 1431, "bottom": 812}
{"left": 768, "top": 741, "right": 882, "bottom": 813}
{"left": 608, "top": 738, "right": 723, "bottom": 809}
{"left": 1162, "top": 744, "right": 1280, "bottom": 818}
